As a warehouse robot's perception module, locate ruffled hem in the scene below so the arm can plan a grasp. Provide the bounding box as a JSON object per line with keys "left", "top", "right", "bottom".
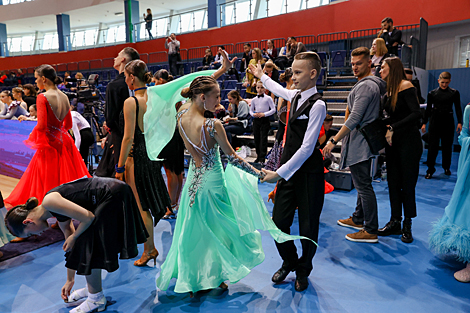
{"left": 429, "top": 215, "right": 470, "bottom": 263}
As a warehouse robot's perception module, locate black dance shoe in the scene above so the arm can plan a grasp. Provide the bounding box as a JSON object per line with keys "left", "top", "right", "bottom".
{"left": 378, "top": 217, "right": 402, "bottom": 236}
{"left": 425, "top": 169, "right": 435, "bottom": 179}
{"left": 294, "top": 276, "right": 309, "bottom": 292}
{"left": 444, "top": 169, "right": 452, "bottom": 176}
{"left": 272, "top": 267, "right": 294, "bottom": 283}
{"left": 401, "top": 218, "right": 413, "bottom": 243}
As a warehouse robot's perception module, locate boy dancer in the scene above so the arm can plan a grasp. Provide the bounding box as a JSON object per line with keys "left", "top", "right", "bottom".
{"left": 251, "top": 52, "right": 326, "bottom": 292}
{"left": 250, "top": 81, "right": 276, "bottom": 164}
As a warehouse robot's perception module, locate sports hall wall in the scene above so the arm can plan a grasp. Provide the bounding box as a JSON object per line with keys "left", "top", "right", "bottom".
{"left": 0, "top": 0, "right": 469, "bottom": 70}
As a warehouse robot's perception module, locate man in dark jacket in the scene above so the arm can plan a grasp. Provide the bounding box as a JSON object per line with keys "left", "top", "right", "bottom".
{"left": 379, "top": 17, "right": 402, "bottom": 56}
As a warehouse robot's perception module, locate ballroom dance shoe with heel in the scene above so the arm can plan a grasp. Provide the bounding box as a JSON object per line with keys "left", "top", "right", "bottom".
{"left": 134, "top": 249, "right": 158, "bottom": 267}
{"left": 378, "top": 217, "right": 402, "bottom": 236}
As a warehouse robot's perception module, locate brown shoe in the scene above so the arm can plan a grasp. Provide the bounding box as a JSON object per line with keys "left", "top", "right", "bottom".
{"left": 346, "top": 229, "right": 378, "bottom": 243}
{"left": 337, "top": 216, "right": 363, "bottom": 230}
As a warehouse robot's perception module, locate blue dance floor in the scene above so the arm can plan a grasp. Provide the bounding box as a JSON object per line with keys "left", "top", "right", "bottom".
{"left": 1, "top": 150, "right": 469, "bottom": 313}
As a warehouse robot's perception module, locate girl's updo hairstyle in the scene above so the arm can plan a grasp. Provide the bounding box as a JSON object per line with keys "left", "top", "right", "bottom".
{"left": 181, "top": 76, "right": 218, "bottom": 99}
{"left": 35, "top": 64, "right": 61, "bottom": 85}
{"left": 154, "top": 69, "right": 174, "bottom": 82}
{"left": 279, "top": 67, "right": 293, "bottom": 83}
{"left": 125, "top": 59, "right": 152, "bottom": 84}
{"left": 5, "top": 197, "right": 39, "bottom": 237}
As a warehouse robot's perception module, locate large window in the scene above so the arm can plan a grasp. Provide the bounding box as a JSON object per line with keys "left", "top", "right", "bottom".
{"left": 459, "top": 36, "right": 470, "bottom": 68}
{"left": 2, "top": 0, "right": 33, "bottom": 5}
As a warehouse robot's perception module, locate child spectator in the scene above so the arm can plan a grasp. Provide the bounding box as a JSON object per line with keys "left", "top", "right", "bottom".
{"left": 18, "top": 104, "right": 38, "bottom": 122}
{"left": 12, "top": 87, "right": 28, "bottom": 111}
{"left": 266, "top": 39, "right": 278, "bottom": 60}
{"left": 0, "top": 90, "right": 29, "bottom": 120}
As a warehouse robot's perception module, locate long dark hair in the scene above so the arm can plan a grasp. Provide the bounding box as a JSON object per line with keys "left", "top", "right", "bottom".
{"left": 383, "top": 57, "right": 406, "bottom": 111}
{"left": 5, "top": 197, "right": 39, "bottom": 237}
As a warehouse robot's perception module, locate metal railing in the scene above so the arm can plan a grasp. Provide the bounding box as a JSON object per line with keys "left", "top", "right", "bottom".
{"left": 188, "top": 46, "right": 210, "bottom": 61}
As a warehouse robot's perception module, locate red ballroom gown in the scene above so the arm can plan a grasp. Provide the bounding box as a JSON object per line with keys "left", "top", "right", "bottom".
{"left": 5, "top": 93, "right": 91, "bottom": 207}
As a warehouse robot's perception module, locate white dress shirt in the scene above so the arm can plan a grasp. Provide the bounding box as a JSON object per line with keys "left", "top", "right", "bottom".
{"left": 71, "top": 111, "right": 91, "bottom": 150}
{"left": 260, "top": 74, "right": 326, "bottom": 181}
{"left": 249, "top": 94, "right": 276, "bottom": 117}
{"left": 214, "top": 50, "right": 229, "bottom": 63}
{"left": 165, "top": 39, "right": 180, "bottom": 54}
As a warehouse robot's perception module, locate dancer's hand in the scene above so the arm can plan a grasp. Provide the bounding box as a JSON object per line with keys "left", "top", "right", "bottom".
{"left": 63, "top": 235, "right": 76, "bottom": 252}
{"left": 248, "top": 61, "right": 264, "bottom": 79}
{"left": 220, "top": 47, "right": 237, "bottom": 71}
{"left": 421, "top": 124, "right": 426, "bottom": 134}
{"left": 115, "top": 172, "right": 125, "bottom": 181}
{"left": 260, "top": 169, "right": 281, "bottom": 183}
{"left": 385, "top": 129, "right": 393, "bottom": 146}
{"left": 457, "top": 123, "right": 462, "bottom": 133}
{"left": 61, "top": 279, "right": 74, "bottom": 300}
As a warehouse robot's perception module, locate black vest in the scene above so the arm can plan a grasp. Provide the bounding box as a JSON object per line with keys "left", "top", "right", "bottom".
{"left": 280, "top": 92, "right": 325, "bottom": 174}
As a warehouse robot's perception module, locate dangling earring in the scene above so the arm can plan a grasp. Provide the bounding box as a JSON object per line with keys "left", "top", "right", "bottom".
{"left": 203, "top": 101, "right": 208, "bottom": 111}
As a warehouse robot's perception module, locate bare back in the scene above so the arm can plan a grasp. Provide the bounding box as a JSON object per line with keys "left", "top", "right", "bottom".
{"left": 43, "top": 89, "right": 71, "bottom": 121}
{"left": 134, "top": 94, "right": 148, "bottom": 132}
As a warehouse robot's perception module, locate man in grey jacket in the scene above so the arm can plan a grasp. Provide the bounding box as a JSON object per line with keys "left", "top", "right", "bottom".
{"left": 323, "top": 47, "right": 386, "bottom": 243}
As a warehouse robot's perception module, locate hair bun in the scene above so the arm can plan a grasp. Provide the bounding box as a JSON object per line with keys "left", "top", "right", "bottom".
{"left": 181, "top": 87, "right": 193, "bottom": 98}
{"left": 54, "top": 76, "right": 62, "bottom": 85}
{"left": 143, "top": 71, "right": 152, "bottom": 84}
{"left": 25, "top": 197, "right": 39, "bottom": 210}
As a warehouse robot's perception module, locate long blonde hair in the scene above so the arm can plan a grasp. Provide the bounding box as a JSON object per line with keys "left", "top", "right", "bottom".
{"left": 372, "top": 38, "right": 388, "bottom": 57}
{"left": 252, "top": 48, "right": 265, "bottom": 63}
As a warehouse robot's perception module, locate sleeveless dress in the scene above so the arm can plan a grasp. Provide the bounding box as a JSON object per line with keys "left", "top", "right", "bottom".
{"left": 429, "top": 105, "right": 470, "bottom": 262}
{"left": 46, "top": 177, "right": 148, "bottom": 275}
{"left": 127, "top": 96, "right": 171, "bottom": 221}
{"left": 156, "top": 110, "right": 312, "bottom": 293}
{"left": 5, "top": 93, "right": 91, "bottom": 207}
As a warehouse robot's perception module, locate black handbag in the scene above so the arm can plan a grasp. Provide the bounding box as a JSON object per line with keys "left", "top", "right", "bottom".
{"left": 358, "top": 118, "right": 387, "bottom": 155}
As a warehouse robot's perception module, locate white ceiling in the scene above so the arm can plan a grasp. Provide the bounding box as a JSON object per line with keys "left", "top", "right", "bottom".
{"left": 5, "top": 0, "right": 207, "bottom": 36}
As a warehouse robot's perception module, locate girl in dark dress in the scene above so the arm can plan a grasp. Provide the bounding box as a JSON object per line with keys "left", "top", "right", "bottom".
{"left": 377, "top": 57, "right": 423, "bottom": 243}
{"left": 5, "top": 177, "right": 148, "bottom": 313}
{"left": 116, "top": 61, "right": 172, "bottom": 266}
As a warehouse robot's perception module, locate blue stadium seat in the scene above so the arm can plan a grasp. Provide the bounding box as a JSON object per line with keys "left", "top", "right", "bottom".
{"left": 316, "top": 68, "right": 326, "bottom": 86}
{"left": 236, "top": 82, "right": 243, "bottom": 90}
{"left": 240, "top": 88, "right": 247, "bottom": 99}
{"left": 183, "top": 63, "right": 191, "bottom": 75}
{"left": 224, "top": 80, "right": 238, "bottom": 90}
{"left": 331, "top": 50, "right": 347, "bottom": 68}
{"left": 317, "top": 52, "right": 327, "bottom": 68}
{"left": 220, "top": 99, "right": 229, "bottom": 109}
{"left": 192, "top": 61, "right": 202, "bottom": 72}
{"left": 217, "top": 74, "right": 226, "bottom": 82}
{"left": 220, "top": 89, "right": 231, "bottom": 100}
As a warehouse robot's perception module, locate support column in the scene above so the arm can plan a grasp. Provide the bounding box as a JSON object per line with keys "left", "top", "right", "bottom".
{"left": 168, "top": 9, "right": 180, "bottom": 35}
{"left": 124, "top": 0, "right": 140, "bottom": 43}
{"left": 56, "top": 14, "right": 71, "bottom": 52}
{"left": 0, "top": 23, "right": 8, "bottom": 57}
{"left": 207, "top": 0, "right": 220, "bottom": 29}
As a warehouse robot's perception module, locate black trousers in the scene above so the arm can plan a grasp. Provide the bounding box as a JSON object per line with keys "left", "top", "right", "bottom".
{"left": 350, "top": 159, "right": 378, "bottom": 234}
{"left": 110, "top": 131, "right": 123, "bottom": 170}
{"left": 273, "top": 171, "right": 324, "bottom": 278}
{"left": 426, "top": 114, "right": 455, "bottom": 173}
{"left": 79, "top": 128, "right": 95, "bottom": 167}
{"left": 386, "top": 130, "right": 422, "bottom": 219}
{"left": 169, "top": 54, "right": 179, "bottom": 76}
{"left": 253, "top": 116, "right": 270, "bottom": 161}
{"left": 224, "top": 123, "right": 249, "bottom": 146}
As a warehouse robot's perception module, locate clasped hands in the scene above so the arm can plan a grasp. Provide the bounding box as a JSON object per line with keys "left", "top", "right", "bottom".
{"left": 259, "top": 169, "right": 280, "bottom": 183}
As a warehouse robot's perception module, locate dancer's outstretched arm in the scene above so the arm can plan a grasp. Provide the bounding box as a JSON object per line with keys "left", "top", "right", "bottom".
{"left": 212, "top": 48, "right": 237, "bottom": 80}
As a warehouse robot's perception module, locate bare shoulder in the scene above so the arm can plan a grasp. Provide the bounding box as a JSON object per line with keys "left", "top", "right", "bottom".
{"left": 399, "top": 80, "right": 414, "bottom": 92}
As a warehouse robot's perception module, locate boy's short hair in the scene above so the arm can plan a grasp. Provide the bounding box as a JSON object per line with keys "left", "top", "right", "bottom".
{"left": 351, "top": 47, "right": 371, "bottom": 60}
{"left": 439, "top": 71, "right": 451, "bottom": 80}
{"left": 294, "top": 52, "right": 322, "bottom": 81}
{"left": 256, "top": 80, "right": 264, "bottom": 87}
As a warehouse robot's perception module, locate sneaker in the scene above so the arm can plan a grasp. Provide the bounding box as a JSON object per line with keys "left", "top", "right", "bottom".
{"left": 346, "top": 229, "right": 378, "bottom": 243}
{"left": 337, "top": 217, "right": 363, "bottom": 230}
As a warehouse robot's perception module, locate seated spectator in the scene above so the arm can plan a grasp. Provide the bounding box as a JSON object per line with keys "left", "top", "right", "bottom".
{"left": 18, "top": 104, "right": 38, "bottom": 122}
{"left": 0, "top": 90, "right": 29, "bottom": 120}
{"left": 56, "top": 77, "right": 67, "bottom": 90}
{"left": 263, "top": 60, "right": 280, "bottom": 99}
{"left": 275, "top": 41, "right": 289, "bottom": 69}
{"left": 210, "top": 46, "right": 229, "bottom": 69}
{"left": 265, "top": 39, "right": 278, "bottom": 61}
{"left": 12, "top": 87, "right": 28, "bottom": 111}
{"left": 22, "top": 84, "right": 37, "bottom": 109}
{"left": 378, "top": 17, "right": 402, "bottom": 56}
{"left": 223, "top": 90, "right": 252, "bottom": 146}
{"left": 197, "top": 49, "right": 214, "bottom": 71}
{"left": 286, "top": 36, "right": 307, "bottom": 66}
{"left": 16, "top": 69, "right": 25, "bottom": 85}
{"left": 371, "top": 38, "right": 389, "bottom": 76}
{"left": 262, "top": 48, "right": 270, "bottom": 61}
{"left": 0, "top": 71, "right": 7, "bottom": 85}
{"left": 240, "top": 43, "right": 252, "bottom": 72}
{"left": 319, "top": 115, "right": 339, "bottom": 149}
{"left": 204, "top": 103, "right": 227, "bottom": 120}
{"left": 243, "top": 48, "right": 265, "bottom": 98}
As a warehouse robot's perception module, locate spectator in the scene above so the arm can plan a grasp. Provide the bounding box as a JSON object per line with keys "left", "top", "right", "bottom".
{"left": 323, "top": 47, "right": 386, "bottom": 243}
{"left": 286, "top": 36, "right": 306, "bottom": 67}
{"left": 370, "top": 38, "right": 389, "bottom": 76}
{"left": 0, "top": 90, "right": 30, "bottom": 120}
{"left": 404, "top": 68, "right": 425, "bottom": 104}
{"left": 71, "top": 109, "right": 94, "bottom": 168}
{"left": 23, "top": 84, "right": 37, "bottom": 109}
{"left": 263, "top": 60, "right": 280, "bottom": 100}
{"left": 319, "top": 115, "right": 338, "bottom": 149}
{"left": 250, "top": 81, "right": 276, "bottom": 164}
{"left": 0, "top": 71, "right": 7, "bottom": 85}
{"left": 16, "top": 69, "right": 24, "bottom": 85}
{"left": 378, "top": 57, "right": 422, "bottom": 243}
{"left": 144, "top": 8, "right": 153, "bottom": 39}
{"left": 223, "top": 90, "right": 251, "bottom": 146}
{"left": 64, "top": 71, "right": 71, "bottom": 79}
{"left": 243, "top": 47, "right": 265, "bottom": 98}
{"left": 165, "top": 33, "right": 180, "bottom": 76}
{"left": 18, "top": 104, "right": 38, "bottom": 122}
{"left": 378, "top": 17, "right": 402, "bottom": 56}
{"left": 240, "top": 43, "right": 252, "bottom": 72}
{"left": 266, "top": 39, "right": 278, "bottom": 60}
{"left": 12, "top": 87, "right": 28, "bottom": 111}
{"left": 275, "top": 41, "right": 289, "bottom": 69}
{"left": 422, "top": 71, "right": 462, "bottom": 179}
{"left": 211, "top": 46, "right": 229, "bottom": 69}
{"left": 197, "top": 48, "right": 214, "bottom": 71}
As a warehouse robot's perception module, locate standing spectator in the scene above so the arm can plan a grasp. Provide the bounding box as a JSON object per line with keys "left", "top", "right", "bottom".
{"left": 210, "top": 46, "right": 229, "bottom": 69}
{"left": 286, "top": 37, "right": 306, "bottom": 67}
{"left": 196, "top": 49, "right": 214, "bottom": 71}
{"left": 23, "top": 84, "right": 37, "bottom": 109}
{"left": 165, "top": 33, "right": 180, "bottom": 76}
{"left": 250, "top": 81, "right": 276, "bottom": 164}
{"left": 143, "top": 8, "right": 153, "bottom": 39}
{"left": 323, "top": 47, "right": 386, "bottom": 243}
{"left": 266, "top": 39, "right": 278, "bottom": 60}
{"left": 377, "top": 57, "right": 422, "bottom": 243}
{"left": 100, "top": 47, "right": 140, "bottom": 178}
{"left": 223, "top": 90, "right": 251, "bottom": 146}
{"left": 12, "top": 87, "right": 28, "bottom": 111}
{"left": 243, "top": 48, "right": 265, "bottom": 98}
{"left": 378, "top": 17, "right": 402, "bottom": 57}
{"left": 370, "top": 38, "right": 389, "bottom": 76}
{"left": 422, "top": 71, "right": 462, "bottom": 179}
{"left": 71, "top": 110, "right": 94, "bottom": 168}
{"left": 240, "top": 43, "right": 252, "bottom": 72}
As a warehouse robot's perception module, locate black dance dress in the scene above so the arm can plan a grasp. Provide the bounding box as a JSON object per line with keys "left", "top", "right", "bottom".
{"left": 122, "top": 97, "right": 172, "bottom": 221}
{"left": 159, "top": 128, "right": 185, "bottom": 175}
{"left": 46, "top": 177, "right": 148, "bottom": 275}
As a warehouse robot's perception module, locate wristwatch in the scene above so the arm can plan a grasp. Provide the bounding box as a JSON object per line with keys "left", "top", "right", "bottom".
{"left": 388, "top": 125, "right": 394, "bottom": 131}
{"left": 329, "top": 138, "right": 338, "bottom": 145}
